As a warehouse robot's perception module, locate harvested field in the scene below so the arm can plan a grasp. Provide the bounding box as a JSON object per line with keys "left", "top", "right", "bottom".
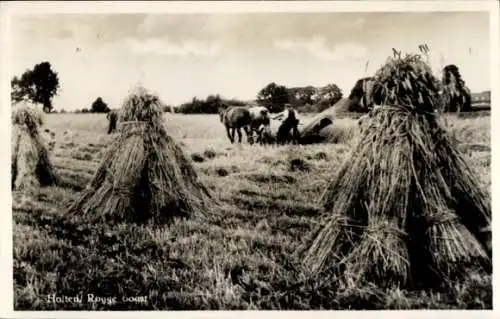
{"left": 12, "top": 112, "right": 491, "bottom": 310}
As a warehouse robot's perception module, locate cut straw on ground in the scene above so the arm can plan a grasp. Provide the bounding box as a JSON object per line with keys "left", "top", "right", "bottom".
{"left": 66, "top": 86, "right": 218, "bottom": 225}
{"left": 300, "top": 51, "right": 491, "bottom": 290}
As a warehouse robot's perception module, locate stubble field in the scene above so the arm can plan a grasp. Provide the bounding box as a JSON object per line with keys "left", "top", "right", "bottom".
{"left": 12, "top": 112, "right": 492, "bottom": 310}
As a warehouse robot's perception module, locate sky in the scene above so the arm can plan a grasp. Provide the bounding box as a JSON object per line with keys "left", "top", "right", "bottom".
{"left": 10, "top": 12, "right": 491, "bottom": 111}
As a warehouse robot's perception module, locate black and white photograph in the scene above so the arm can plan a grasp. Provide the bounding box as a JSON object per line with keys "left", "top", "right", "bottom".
{"left": 1, "top": 0, "right": 498, "bottom": 315}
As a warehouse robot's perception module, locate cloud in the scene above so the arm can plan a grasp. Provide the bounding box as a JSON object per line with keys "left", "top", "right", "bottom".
{"left": 274, "top": 36, "right": 367, "bottom": 61}
{"left": 124, "top": 37, "right": 221, "bottom": 57}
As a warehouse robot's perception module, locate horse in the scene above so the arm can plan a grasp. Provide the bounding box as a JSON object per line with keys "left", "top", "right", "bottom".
{"left": 219, "top": 106, "right": 253, "bottom": 144}
{"left": 254, "top": 123, "right": 275, "bottom": 145}
{"left": 348, "top": 77, "right": 375, "bottom": 112}
{"left": 248, "top": 106, "right": 271, "bottom": 140}
{"left": 106, "top": 110, "right": 119, "bottom": 134}
{"left": 247, "top": 106, "right": 272, "bottom": 144}
{"left": 273, "top": 107, "right": 300, "bottom": 145}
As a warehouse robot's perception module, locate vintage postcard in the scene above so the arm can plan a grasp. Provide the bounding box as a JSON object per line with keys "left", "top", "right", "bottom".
{"left": 0, "top": 0, "right": 498, "bottom": 317}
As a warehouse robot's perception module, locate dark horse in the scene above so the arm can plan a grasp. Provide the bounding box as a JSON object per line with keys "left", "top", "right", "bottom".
{"left": 441, "top": 64, "right": 472, "bottom": 113}
{"left": 348, "top": 77, "right": 375, "bottom": 112}
{"left": 219, "top": 106, "right": 252, "bottom": 144}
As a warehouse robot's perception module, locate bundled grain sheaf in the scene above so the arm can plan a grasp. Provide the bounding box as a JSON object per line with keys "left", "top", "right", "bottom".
{"left": 66, "top": 86, "right": 216, "bottom": 224}
{"left": 301, "top": 52, "right": 491, "bottom": 289}
{"left": 11, "top": 102, "right": 59, "bottom": 195}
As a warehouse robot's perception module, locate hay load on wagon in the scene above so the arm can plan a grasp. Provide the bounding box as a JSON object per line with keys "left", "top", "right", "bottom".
{"left": 66, "top": 86, "right": 216, "bottom": 224}
{"left": 11, "top": 102, "right": 59, "bottom": 196}
{"left": 106, "top": 109, "right": 119, "bottom": 134}
{"left": 298, "top": 78, "right": 375, "bottom": 144}
{"left": 300, "top": 51, "right": 491, "bottom": 289}
{"left": 440, "top": 64, "right": 472, "bottom": 113}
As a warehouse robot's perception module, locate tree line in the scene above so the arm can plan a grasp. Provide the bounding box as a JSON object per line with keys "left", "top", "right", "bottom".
{"left": 10, "top": 61, "right": 344, "bottom": 115}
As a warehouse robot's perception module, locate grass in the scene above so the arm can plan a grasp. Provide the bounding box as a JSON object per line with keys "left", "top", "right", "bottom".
{"left": 12, "top": 112, "right": 491, "bottom": 310}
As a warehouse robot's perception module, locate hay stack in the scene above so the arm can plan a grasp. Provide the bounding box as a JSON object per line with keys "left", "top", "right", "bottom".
{"left": 300, "top": 78, "right": 376, "bottom": 144}
{"left": 301, "top": 52, "right": 491, "bottom": 289}
{"left": 66, "top": 86, "right": 215, "bottom": 224}
{"left": 298, "top": 100, "right": 338, "bottom": 144}
{"left": 299, "top": 98, "right": 368, "bottom": 144}
{"left": 11, "top": 103, "right": 59, "bottom": 196}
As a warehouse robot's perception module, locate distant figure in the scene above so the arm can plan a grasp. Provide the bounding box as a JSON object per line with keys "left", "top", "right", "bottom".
{"left": 274, "top": 107, "right": 300, "bottom": 145}
{"left": 357, "top": 105, "right": 382, "bottom": 134}
{"left": 106, "top": 110, "right": 119, "bottom": 134}
{"left": 255, "top": 123, "right": 275, "bottom": 145}
{"left": 219, "top": 106, "right": 252, "bottom": 144}
{"left": 247, "top": 106, "right": 272, "bottom": 144}
{"left": 357, "top": 114, "right": 370, "bottom": 133}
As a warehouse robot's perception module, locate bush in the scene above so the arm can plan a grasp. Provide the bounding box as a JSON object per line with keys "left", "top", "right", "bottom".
{"left": 191, "top": 153, "right": 205, "bottom": 163}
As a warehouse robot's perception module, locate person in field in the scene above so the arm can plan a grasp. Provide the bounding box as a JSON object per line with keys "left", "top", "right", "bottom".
{"left": 219, "top": 105, "right": 272, "bottom": 144}
{"left": 247, "top": 106, "right": 272, "bottom": 144}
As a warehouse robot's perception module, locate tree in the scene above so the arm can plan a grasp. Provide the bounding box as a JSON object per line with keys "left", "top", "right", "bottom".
{"left": 11, "top": 61, "right": 60, "bottom": 113}
{"left": 295, "top": 86, "right": 317, "bottom": 106}
{"left": 91, "top": 97, "right": 110, "bottom": 113}
{"left": 287, "top": 86, "right": 317, "bottom": 107}
{"left": 313, "top": 83, "right": 343, "bottom": 107}
{"left": 256, "top": 82, "right": 290, "bottom": 113}
{"left": 441, "top": 64, "right": 472, "bottom": 113}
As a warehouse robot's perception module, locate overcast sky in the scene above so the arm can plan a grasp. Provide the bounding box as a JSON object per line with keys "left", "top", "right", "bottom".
{"left": 11, "top": 12, "right": 491, "bottom": 111}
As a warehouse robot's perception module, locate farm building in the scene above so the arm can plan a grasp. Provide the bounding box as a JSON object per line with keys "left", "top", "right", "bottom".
{"left": 471, "top": 91, "right": 491, "bottom": 109}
